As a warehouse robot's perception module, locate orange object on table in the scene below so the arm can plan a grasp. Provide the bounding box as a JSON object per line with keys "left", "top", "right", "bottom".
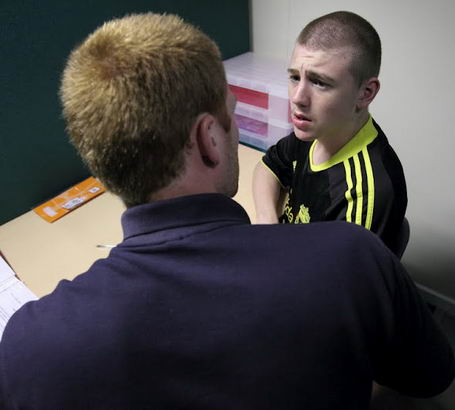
{"left": 33, "top": 177, "right": 105, "bottom": 222}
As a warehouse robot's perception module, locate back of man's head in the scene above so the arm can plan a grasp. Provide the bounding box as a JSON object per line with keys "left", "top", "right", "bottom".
{"left": 60, "top": 13, "right": 227, "bottom": 207}
{"left": 297, "top": 11, "right": 381, "bottom": 85}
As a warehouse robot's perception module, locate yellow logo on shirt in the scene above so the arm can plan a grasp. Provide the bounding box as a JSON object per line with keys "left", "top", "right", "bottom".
{"left": 295, "top": 204, "right": 311, "bottom": 223}
{"left": 283, "top": 203, "right": 311, "bottom": 224}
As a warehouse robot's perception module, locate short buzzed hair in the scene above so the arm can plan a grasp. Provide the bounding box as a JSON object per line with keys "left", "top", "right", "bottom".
{"left": 60, "top": 13, "right": 228, "bottom": 207}
{"left": 297, "top": 11, "right": 381, "bottom": 85}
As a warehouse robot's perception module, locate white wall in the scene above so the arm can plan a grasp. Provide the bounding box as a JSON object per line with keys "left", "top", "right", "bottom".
{"left": 251, "top": 0, "right": 455, "bottom": 303}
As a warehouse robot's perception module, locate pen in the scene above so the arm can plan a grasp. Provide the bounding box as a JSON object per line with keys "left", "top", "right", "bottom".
{"left": 96, "top": 244, "right": 116, "bottom": 249}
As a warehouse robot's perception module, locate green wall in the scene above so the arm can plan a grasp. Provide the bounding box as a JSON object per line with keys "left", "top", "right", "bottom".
{"left": 0, "top": 0, "right": 250, "bottom": 224}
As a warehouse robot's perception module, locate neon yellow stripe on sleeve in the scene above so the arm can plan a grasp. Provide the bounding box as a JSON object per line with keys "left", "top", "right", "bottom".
{"left": 344, "top": 160, "right": 354, "bottom": 223}
{"left": 362, "top": 147, "right": 375, "bottom": 230}
{"left": 353, "top": 154, "right": 364, "bottom": 225}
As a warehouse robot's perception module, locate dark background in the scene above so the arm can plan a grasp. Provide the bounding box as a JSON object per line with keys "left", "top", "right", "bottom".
{"left": 0, "top": 0, "right": 250, "bottom": 224}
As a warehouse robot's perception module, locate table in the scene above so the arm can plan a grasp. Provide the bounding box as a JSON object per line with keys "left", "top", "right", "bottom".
{"left": 0, "top": 144, "right": 263, "bottom": 297}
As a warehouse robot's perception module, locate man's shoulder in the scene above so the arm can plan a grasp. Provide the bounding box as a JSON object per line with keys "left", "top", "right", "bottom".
{"left": 1, "top": 278, "right": 90, "bottom": 343}
{"left": 238, "top": 221, "right": 398, "bottom": 315}
{"left": 245, "top": 220, "right": 387, "bottom": 257}
{"left": 0, "top": 266, "right": 115, "bottom": 352}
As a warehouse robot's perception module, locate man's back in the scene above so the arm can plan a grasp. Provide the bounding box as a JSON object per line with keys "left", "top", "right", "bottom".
{"left": 1, "top": 194, "right": 453, "bottom": 409}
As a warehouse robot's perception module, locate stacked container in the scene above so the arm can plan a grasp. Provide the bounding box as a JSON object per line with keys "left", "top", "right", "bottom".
{"left": 223, "top": 52, "right": 292, "bottom": 151}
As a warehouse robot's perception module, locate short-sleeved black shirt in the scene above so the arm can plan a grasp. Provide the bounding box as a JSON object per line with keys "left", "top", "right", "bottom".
{"left": 262, "top": 117, "right": 407, "bottom": 253}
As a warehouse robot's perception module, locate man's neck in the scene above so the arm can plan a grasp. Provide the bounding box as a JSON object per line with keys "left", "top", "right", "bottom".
{"left": 148, "top": 162, "right": 219, "bottom": 203}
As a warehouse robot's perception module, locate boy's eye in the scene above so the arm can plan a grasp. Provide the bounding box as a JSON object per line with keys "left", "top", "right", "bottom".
{"left": 289, "top": 74, "right": 300, "bottom": 83}
{"left": 310, "top": 78, "right": 329, "bottom": 89}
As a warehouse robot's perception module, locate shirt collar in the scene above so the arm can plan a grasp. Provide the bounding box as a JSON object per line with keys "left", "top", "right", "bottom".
{"left": 309, "top": 115, "right": 378, "bottom": 171}
{"left": 121, "top": 193, "right": 250, "bottom": 241}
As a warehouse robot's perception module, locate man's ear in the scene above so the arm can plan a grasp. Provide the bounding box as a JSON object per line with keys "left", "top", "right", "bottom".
{"left": 356, "top": 77, "right": 380, "bottom": 111}
{"left": 193, "top": 113, "right": 220, "bottom": 168}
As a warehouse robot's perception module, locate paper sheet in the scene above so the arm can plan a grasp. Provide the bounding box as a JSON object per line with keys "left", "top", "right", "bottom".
{"left": 0, "top": 256, "right": 14, "bottom": 283}
{"left": 0, "top": 256, "right": 37, "bottom": 340}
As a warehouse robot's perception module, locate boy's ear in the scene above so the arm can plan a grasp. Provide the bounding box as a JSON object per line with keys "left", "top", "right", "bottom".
{"left": 356, "top": 77, "right": 380, "bottom": 111}
{"left": 193, "top": 113, "right": 220, "bottom": 168}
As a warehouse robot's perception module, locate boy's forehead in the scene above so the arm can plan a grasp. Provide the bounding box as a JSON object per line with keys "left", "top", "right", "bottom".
{"left": 291, "top": 44, "right": 354, "bottom": 68}
{"left": 289, "top": 44, "right": 354, "bottom": 71}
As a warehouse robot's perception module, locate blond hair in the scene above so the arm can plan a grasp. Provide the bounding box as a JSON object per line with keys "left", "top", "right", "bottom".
{"left": 60, "top": 13, "right": 227, "bottom": 206}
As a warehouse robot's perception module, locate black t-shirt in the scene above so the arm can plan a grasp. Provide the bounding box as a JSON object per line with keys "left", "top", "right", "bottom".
{"left": 263, "top": 117, "right": 407, "bottom": 254}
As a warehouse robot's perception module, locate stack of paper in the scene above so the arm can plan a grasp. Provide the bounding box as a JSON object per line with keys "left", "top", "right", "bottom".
{"left": 0, "top": 254, "right": 37, "bottom": 339}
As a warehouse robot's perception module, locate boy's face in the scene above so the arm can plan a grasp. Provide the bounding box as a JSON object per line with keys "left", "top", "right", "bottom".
{"left": 288, "top": 43, "right": 363, "bottom": 144}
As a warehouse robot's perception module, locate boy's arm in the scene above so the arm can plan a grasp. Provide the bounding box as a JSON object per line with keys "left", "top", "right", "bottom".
{"left": 252, "top": 161, "right": 285, "bottom": 224}
{"left": 253, "top": 134, "right": 296, "bottom": 224}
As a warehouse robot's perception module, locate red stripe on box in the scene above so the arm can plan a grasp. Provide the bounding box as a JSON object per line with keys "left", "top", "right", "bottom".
{"left": 229, "top": 85, "right": 269, "bottom": 109}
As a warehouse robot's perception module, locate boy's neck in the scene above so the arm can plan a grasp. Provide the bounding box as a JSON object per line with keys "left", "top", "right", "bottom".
{"left": 312, "top": 112, "right": 370, "bottom": 165}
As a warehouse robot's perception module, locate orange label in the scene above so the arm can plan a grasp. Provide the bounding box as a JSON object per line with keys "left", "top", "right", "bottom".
{"left": 34, "top": 177, "right": 105, "bottom": 222}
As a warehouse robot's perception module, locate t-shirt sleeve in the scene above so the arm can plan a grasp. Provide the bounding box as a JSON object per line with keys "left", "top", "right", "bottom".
{"left": 261, "top": 133, "right": 297, "bottom": 188}
{"left": 374, "top": 257, "right": 455, "bottom": 397}
{"left": 373, "top": 144, "right": 408, "bottom": 254}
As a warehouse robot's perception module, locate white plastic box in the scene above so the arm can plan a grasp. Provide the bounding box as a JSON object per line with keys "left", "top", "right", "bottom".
{"left": 223, "top": 52, "right": 292, "bottom": 151}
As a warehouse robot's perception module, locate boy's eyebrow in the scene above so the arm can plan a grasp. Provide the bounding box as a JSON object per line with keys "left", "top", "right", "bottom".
{"left": 287, "top": 67, "right": 335, "bottom": 84}
{"left": 306, "top": 70, "right": 335, "bottom": 84}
